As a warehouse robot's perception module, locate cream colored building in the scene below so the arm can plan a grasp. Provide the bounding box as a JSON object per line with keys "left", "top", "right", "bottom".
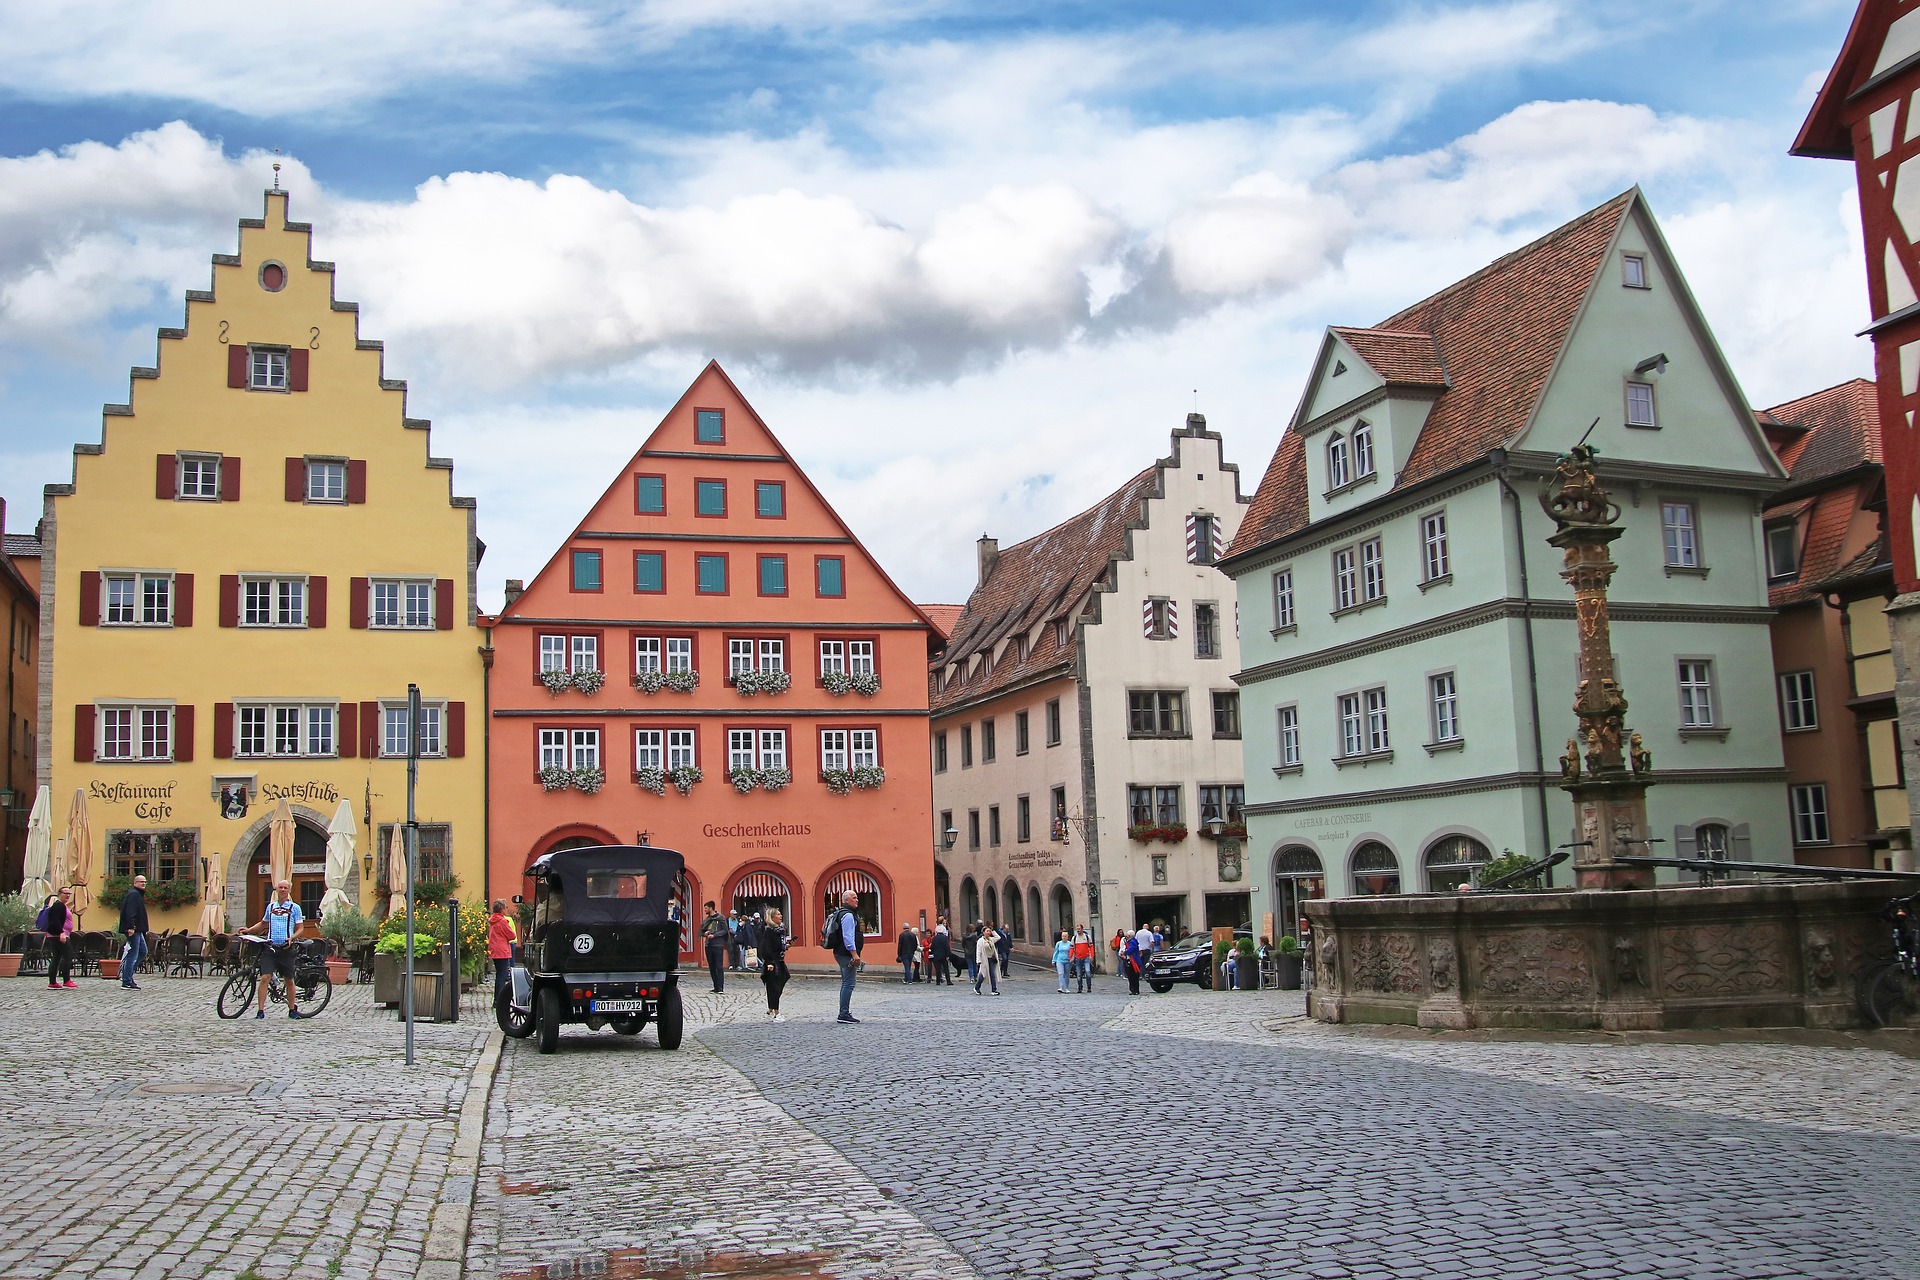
{"left": 929, "top": 415, "right": 1250, "bottom": 958}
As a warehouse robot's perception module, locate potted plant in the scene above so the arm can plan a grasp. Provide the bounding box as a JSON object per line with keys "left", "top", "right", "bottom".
{"left": 321, "top": 906, "right": 378, "bottom": 985}
{"left": 851, "top": 765, "right": 886, "bottom": 790}
{"left": 664, "top": 668, "right": 699, "bottom": 693}
{"left": 733, "top": 668, "right": 792, "bottom": 696}
{"left": 150, "top": 878, "right": 199, "bottom": 911}
{"left": 372, "top": 929, "right": 439, "bottom": 1007}
{"left": 759, "top": 767, "right": 792, "bottom": 792}
{"left": 1273, "top": 935, "right": 1304, "bottom": 990}
{"left": 0, "top": 891, "right": 36, "bottom": 978}
{"left": 1236, "top": 937, "right": 1261, "bottom": 990}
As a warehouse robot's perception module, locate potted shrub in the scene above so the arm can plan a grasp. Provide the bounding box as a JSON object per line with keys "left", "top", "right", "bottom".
{"left": 0, "top": 891, "right": 36, "bottom": 978}
{"left": 1212, "top": 939, "right": 1233, "bottom": 990}
{"left": 1236, "top": 937, "right": 1261, "bottom": 990}
{"left": 1274, "top": 935, "right": 1304, "bottom": 990}
{"left": 372, "top": 929, "right": 438, "bottom": 1007}
{"left": 321, "top": 906, "right": 377, "bottom": 985}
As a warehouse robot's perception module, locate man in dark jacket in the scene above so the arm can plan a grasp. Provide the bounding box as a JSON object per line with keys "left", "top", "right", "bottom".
{"left": 118, "top": 874, "right": 151, "bottom": 989}
{"left": 929, "top": 920, "right": 953, "bottom": 986}
{"left": 995, "top": 923, "right": 1013, "bottom": 979}
{"left": 699, "top": 902, "right": 727, "bottom": 993}
{"left": 895, "top": 923, "right": 919, "bottom": 983}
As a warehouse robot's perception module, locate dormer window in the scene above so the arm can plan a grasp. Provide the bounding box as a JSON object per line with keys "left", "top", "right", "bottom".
{"left": 1765, "top": 522, "right": 1800, "bottom": 581}
{"left": 1326, "top": 433, "right": 1350, "bottom": 489}
{"left": 1352, "top": 420, "right": 1375, "bottom": 478}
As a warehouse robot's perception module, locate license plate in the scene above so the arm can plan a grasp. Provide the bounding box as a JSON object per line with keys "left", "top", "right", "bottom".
{"left": 591, "top": 999, "right": 646, "bottom": 1013}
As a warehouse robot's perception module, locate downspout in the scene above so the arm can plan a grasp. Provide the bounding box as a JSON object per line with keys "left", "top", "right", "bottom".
{"left": 4, "top": 588, "right": 15, "bottom": 876}
{"left": 479, "top": 624, "right": 494, "bottom": 908}
{"left": 1493, "top": 451, "right": 1554, "bottom": 867}
{"left": 1072, "top": 625, "right": 1104, "bottom": 971}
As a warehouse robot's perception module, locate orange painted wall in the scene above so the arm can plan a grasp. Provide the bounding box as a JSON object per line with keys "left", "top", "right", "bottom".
{"left": 484, "top": 362, "right": 937, "bottom": 962}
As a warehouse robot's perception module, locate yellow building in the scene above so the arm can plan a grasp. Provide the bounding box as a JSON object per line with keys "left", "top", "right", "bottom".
{"left": 36, "top": 189, "right": 486, "bottom": 933}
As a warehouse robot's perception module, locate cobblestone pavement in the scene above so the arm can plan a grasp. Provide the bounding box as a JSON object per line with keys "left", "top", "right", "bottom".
{"left": 0, "top": 968, "right": 488, "bottom": 1280}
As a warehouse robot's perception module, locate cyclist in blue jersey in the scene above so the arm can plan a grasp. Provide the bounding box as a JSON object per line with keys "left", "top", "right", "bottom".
{"left": 241, "top": 880, "right": 307, "bottom": 1020}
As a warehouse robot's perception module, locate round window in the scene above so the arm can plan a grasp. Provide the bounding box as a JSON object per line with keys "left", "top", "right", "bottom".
{"left": 259, "top": 262, "right": 287, "bottom": 292}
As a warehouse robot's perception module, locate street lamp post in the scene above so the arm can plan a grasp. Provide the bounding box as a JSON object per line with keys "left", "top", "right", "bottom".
{"left": 403, "top": 682, "right": 421, "bottom": 1066}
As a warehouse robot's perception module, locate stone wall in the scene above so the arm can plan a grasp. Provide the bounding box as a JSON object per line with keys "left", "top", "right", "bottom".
{"left": 1305, "top": 879, "right": 1898, "bottom": 1030}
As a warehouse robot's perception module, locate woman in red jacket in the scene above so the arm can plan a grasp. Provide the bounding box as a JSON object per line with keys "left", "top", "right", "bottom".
{"left": 486, "top": 900, "right": 518, "bottom": 993}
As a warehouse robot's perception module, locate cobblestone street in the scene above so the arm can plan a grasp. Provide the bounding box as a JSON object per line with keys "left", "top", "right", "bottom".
{"left": 5, "top": 964, "right": 1920, "bottom": 1280}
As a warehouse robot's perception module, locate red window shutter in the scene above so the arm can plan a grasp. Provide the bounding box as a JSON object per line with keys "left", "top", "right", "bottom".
{"left": 220, "top": 456, "right": 240, "bottom": 502}
{"left": 338, "top": 702, "right": 357, "bottom": 759}
{"left": 227, "top": 345, "right": 249, "bottom": 388}
{"left": 309, "top": 576, "right": 327, "bottom": 628}
{"left": 288, "top": 348, "right": 310, "bottom": 392}
{"left": 174, "top": 704, "right": 194, "bottom": 762}
{"left": 156, "top": 454, "right": 176, "bottom": 500}
{"left": 79, "top": 571, "right": 100, "bottom": 626}
{"left": 174, "top": 573, "right": 194, "bottom": 627}
{"left": 213, "top": 703, "right": 233, "bottom": 759}
{"left": 349, "top": 578, "right": 369, "bottom": 629}
{"left": 219, "top": 575, "right": 239, "bottom": 627}
{"left": 74, "top": 705, "right": 95, "bottom": 763}
{"left": 435, "top": 578, "right": 455, "bottom": 630}
{"left": 285, "top": 458, "right": 304, "bottom": 502}
{"left": 447, "top": 702, "right": 466, "bottom": 758}
{"left": 361, "top": 701, "right": 381, "bottom": 756}
{"left": 347, "top": 459, "right": 367, "bottom": 504}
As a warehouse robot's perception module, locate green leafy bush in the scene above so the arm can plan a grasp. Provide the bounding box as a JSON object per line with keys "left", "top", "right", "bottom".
{"left": 0, "top": 891, "right": 38, "bottom": 937}
{"left": 1478, "top": 851, "right": 1541, "bottom": 889}
{"left": 321, "top": 906, "right": 378, "bottom": 948}
{"left": 1235, "top": 937, "right": 1258, "bottom": 959}
{"left": 377, "top": 901, "right": 487, "bottom": 977}
{"left": 96, "top": 874, "right": 131, "bottom": 912}
{"left": 375, "top": 931, "right": 436, "bottom": 958}
{"left": 1276, "top": 935, "right": 1303, "bottom": 956}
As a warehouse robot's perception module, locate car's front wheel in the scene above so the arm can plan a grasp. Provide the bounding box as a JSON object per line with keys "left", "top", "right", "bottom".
{"left": 535, "top": 986, "right": 562, "bottom": 1054}
{"left": 1148, "top": 981, "right": 1173, "bottom": 993}
{"left": 1193, "top": 966, "right": 1212, "bottom": 989}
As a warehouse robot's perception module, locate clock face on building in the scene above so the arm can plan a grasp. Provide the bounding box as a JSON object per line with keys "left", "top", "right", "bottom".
{"left": 572, "top": 933, "right": 595, "bottom": 955}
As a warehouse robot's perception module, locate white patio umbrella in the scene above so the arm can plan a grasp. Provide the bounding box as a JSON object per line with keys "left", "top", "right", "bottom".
{"left": 319, "top": 799, "right": 355, "bottom": 920}
{"left": 20, "top": 785, "right": 52, "bottom": 906}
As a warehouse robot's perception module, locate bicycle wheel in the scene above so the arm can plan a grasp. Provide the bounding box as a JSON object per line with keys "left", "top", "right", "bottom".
{"left": 1862, "top": 963, "right": 1914, "bottom": 1027}
{"left": 216, "top": 971, "right": 258, "bottom": 1019}
{"left": 297, "top": 969, "right": 333, "bottom": 1017}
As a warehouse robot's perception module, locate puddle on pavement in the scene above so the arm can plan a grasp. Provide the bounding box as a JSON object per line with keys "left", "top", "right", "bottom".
{"left": 501, "top": 1247, "right": 838, "bottom": 1279}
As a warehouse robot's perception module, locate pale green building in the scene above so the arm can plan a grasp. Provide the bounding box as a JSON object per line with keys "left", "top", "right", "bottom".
{"left": 1220, "top": 189, "right": 1792, "bottom": 931}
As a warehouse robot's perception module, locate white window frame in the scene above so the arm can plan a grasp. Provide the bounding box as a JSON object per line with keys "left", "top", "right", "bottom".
{"left": 178, "top": 454, "right": 222, "bottom": 501}
{"left": 569, "top": 728, "right": 600, "bottom": 771}
{"left": 1333, "top": 548, "right": 1358, "bottom": 611}
{"left": 1277, "top": 705, "right": 1301, "bottom": 768}
{"left": 1779, "top": 669, "right": 1818, "bottom": 732}
{"left": 634, "top": 728, "right": 664, "bottom": 771}
{"left": 819, "top": 639, "right": 846, "bottom": 678}
{"left": 235, "top": 701, "right": 337, "bottom": 758}
{"left": 249, "top": 346, "right": 288, "bottom": 391}
{"left": 1359, "top": 537, "right": 1385, "bottom": 603}
{"left": 820, "top": 728, "right": 850, "bottom": 773}
{"left": 540, "top": 635, "right": 569, "bottom": 673}
{"left": 1791, "top": 783, "right": 1830, "bottom": 845}
{"left": 729, "top": 638, "right": 755, "bottom": 678}
{"left": 1429, "top": 672, "right": 1460, "bottom": 743}
{"left": 371, "top": 577, "right": 435, "bottom": 630}
{"left": 850, "top": 728, "right": 878, "bottom": 768}
{"left": 1364, "top": 686, "right": 1390, "bottom": 753}
{"left": 1338, "top": 693, "right": 1364, "bottom": 758}
{"left": 539, "top": 728, "right": 567, "bottom": 772}
{"left": 1352, "top": 420, "right": 1375, "bottom": 478}
{"left": 1765, "top": 523, "right": 1799, "bottom": 580}
{"left": 1678, "top": 659, "right": 1716, "bottom": 729}
{"left": 1421, "top": 511, "right": 1449, "bottom": 582}
{"left": 848, "top": 639, "right": 875, "bottom": 676}
{"left": 570, "top": 634, "right": 599, "bottom": 674}
{"left": 103, "top": 573, "right": 139, "bottom": 626}
{"left": 242, "top": 575, "right": 308, "bottom": 628}
{"left": 1272, "top": 567, "right": 1295, "bottom": 631}
{"left": 381, "top": 701, "right": 446, "bottom": 758}
{"left": 101, "top": 571, "right": 175, "bottom": 627}
{"left": 667, "top": 728, "right": 697, "bottom": 769}
{"left": 97, "top": 703, "right": 175, "bottom": 763}
{"left": 306, "top": 459, "right": 347, "bottom": 504}
{"left": 1626, "top": 379, "right": 1658, "bottom": 428}
{"left": 1326, "top": 433, "right": 1350, "bottom": 489}
{"left": 759, "top": 638, "right": 785, "bottom": 674}
{"left": 1661, "top": 502, "right": 1699, "bottom": 570}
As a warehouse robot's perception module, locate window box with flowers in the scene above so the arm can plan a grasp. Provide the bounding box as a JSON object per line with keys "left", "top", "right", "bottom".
{"left": 571, "top": 766, "right": 605, "bottom": 794}
{"left": 1199, "top": 821, "right": 1247, "bottom": 841}
{"left": 1128, "top": 823, "right": 1189, "bottom": 844}
{"left": 668, "top": 764, "right": 703, "bottom": 795}
{"left": 540, "top": 668, "right": 572, "bottom": 695}
{"left": 822, "top": 765, "right": 886, "bottom": 795}
{"left": 633, "top": 669, "right": 700, "bottom": 694}
{"left": 729, "top": 766, "right": 793, "bottom": 794}
{"left": 732, "top": 669, "right": 792, "bottom": 696}
{"left": 634, "top": 766, "right": 667, "bottom": 796}
{"left": 539, "top": 765, "right": 572, "bottom": 792}
{"left": 541, "top": 667, "right": 606, "bottom": 695}
{"left": 822, "top": 671, "right": 881, "bottom": 697}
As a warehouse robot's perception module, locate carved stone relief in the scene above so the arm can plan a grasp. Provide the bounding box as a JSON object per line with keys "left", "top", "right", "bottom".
{"left": 1346, "top": 932, "right": 1421, "bottom": 995}
{"left": 1474, "top": 929, "right": 1594, "bottom": 1001}
{"left": 1802, "top": 930, "right": 1837, "bottom": 994}
{"left": 1427, "top": 937, "right": 1456, "bottom": 993}
{"left": 1660, "top": 922, "right": 1790, "bottom": 997}
{"left": 1611, "top": 934, "right": 1646, "bottom": 989}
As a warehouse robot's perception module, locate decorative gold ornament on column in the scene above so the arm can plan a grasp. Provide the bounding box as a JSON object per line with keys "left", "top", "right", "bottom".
{"left": 1541, "top": 441, "right": 1655, "bottom": 890}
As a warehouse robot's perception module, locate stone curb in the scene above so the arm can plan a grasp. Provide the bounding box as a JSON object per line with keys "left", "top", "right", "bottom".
{"left": 419, "top": 1027, "right": 503, "bottom": 1280}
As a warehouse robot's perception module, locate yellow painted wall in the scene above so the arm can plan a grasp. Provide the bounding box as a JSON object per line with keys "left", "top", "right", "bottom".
{"left": 1849, "top": 598, "right": 1895, "bottom": 696}
{"left": 41, "top": 190, "right": 485, "bottom": 933}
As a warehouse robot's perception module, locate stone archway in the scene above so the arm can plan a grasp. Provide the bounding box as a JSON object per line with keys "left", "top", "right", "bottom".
{"left": 221, "top": 803, "right": 338, "bottom": 931}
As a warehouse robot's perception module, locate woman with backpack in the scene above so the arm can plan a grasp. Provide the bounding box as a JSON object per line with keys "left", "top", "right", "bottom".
{"left": 39, "top": 889, "right": 77, "bottom": 989}
{"left": 759, "top": 907, "right": 790, "bottom": 1022}
{"left": 1070, "top": 929, "right": 1095, "bottom": 993}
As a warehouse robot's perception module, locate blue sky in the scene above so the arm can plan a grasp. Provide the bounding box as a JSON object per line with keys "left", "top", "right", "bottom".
{"left": 0, "top": 0, "right": 1874, "bottom": 605}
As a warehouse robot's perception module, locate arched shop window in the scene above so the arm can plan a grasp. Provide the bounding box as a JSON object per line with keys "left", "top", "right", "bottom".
{"left": 1423, "top": 835, "right": 1491, "bottom": 893}
{"left": 1349, "top": 842, "right": 1401, "bottom": 896}
{"left": 1272, "top": 846, "right": 1325, "bottom": 940}
{"left": 821, "top": 868, "right": 882, "bottom": 936}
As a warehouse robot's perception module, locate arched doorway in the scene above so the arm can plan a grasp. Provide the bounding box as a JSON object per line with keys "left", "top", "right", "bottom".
{"left": 1049, "top": 883, "right": 1073, "bottom": 937}
{"left": 934, "top": 863, "right": 951, "bottom": 920}
{"left": 1003, "top": 879, "right": 1023, "bottom": 939}
{"left": 247, "top": 822, "right": 328, "bottom": 924}
{"left": 984, "top": 882, "right": 999, "bottom": 926}
{"left": 1272, "top": 846, "right": 1325, "bottom": 941}
{"left": 961, "top": 876, "right": 980, "bottom": 926}
{"left": 1349, "top": 842, "right": 1402, "bottom": 896}
{"left": 1026, "top": 885, "right": 1043, "bottom": 942}
{"left": 822, "top": 867, "right": 883, "bottom": 938}
{"left": 1423, "top": 835, "right": 1491, "bottom": 892}
{"left": 732, "top": 868, "right": 794, "bottom": 932}
{"left": 672, "top": 868, "right": 698, "bottom": 957}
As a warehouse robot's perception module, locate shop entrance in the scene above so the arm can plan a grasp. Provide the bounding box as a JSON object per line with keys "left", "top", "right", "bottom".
{"left": 246, "top": 823, "right": 328, "bottom": 926}
{"left": 1204, "top": 891, "right": 1250, "bottom": 931}
{"left": 1132, "top": 894, "right": 1187, "bottom": 935}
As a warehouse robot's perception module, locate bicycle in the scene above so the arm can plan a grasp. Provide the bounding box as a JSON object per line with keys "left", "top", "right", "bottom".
{"left": 216, "top": 936, "right": 333, "bottom": 1019}
{"left": 1857, "top": 891, "right": 1920, "bottom": 1027}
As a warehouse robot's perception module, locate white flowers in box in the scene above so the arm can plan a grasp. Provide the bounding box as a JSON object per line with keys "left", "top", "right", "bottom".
{"left": 571, "top": 766, "right": 605, "bottom": 794}
{"left": 633, "top": 766, "right": 667, "bottom": 796}
{"left": 822, "top": 766, "right": 886, "bottom": 796}
{"left": 851, "top": 765, "right": 885, "bottom": 790}
{"left": 732, "top": 669, "right": 792, "bottom": 696}
{"left": 538, "top": 765, "right": 571, "bottom": 792}
{"left": 759, "top": 767, "right": 792, "bottom": 792}
{"left": 541, "top": 667, "right": 606, "bottom": 695}
{"left": 822, "top": 671, "right": 881, "bottom": 697}
{"left": 728, "top": 768, "right": 760, "bottom": 794}
{"left": 633, "top": 669, "right": 700, "bottom": 694}
{"left": 668, "top": 764, "right": 703, "bottom": 796}
{"left": 572, "top": 668, "right": 606, "bottom": 695}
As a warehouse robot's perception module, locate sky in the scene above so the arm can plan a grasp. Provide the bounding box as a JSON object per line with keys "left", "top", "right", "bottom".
{"left": 0, "top": 0, "right": 1877, "bottom": 609}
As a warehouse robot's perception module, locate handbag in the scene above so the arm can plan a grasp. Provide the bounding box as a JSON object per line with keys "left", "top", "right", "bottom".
{"left": 741, "top": 946, "right": 760, "bottom": 970}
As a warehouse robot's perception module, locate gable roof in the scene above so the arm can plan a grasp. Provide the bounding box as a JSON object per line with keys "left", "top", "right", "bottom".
{"left": 1761, "top": 378, "right": 1882, "bottom": 488}
{"left": 919, "top": 604, "right": 964, "bottom": 641}
{"left": 931, "top": 465, "right": 1158, "bottom": 714}
{"left": 1329, "top": 328, "right": 1449, "bottom": 388}
{"left": 1229, "top": 190, "right": 1634, "bottom": 559}
{"left": 1794, "top": 0, "right": 1898, "bottom": 159}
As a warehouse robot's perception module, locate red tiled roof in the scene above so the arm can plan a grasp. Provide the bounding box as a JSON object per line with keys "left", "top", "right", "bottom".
{"left": 919, "top": 604, "right": 964, "bottom": 641}
{"left": 1330, "top": 328, "right": 1448, "bottom": 387}
{"left": 1763, "top": 378, "right": 1881, "bottom": 489}
{"left": 1771, "top": 489, "right": 1862, "bottom": 608}
{"left": 930, "top": 466, "right": 1159, "bottom": 714}
{"left": 1812, "top": 535, "right": 1891, "bottom": 593}
{"left": 1228, "top": 191, "right": 1635, "bottom": 560}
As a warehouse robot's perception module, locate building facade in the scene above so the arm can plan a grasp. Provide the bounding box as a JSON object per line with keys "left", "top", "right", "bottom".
{"left": 1759, "top": 379, "right": 1903, "bottom": 870}
{"left": 931, "top": 416, "right": 1249, "bottom": 956}
{"left": 482, "top": 362, "right": 938, "bottom": 963}
{"left": 1222, "top": 190, "right": 1792, "bottom": 930}
{"left": 1796, "top": 0, "right": 1920, "bottom": 863}
{"left": 38, "top": 189, "right": 488, "bottom": 930}
{"left": 1, "top": 500, "right": 39, "bottom": 888}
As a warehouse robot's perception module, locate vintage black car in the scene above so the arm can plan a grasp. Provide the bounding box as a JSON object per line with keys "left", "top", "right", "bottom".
{"left": 499, "top": 843, "right": 685, "bottom": 1053}
{"left": 1144, "top": 929, "right": 1251, "bottom": 992}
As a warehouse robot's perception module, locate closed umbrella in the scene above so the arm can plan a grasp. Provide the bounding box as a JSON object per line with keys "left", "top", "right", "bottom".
{"left": 64, "top": 789, "right": 94, "bottom": 927}
{"left": 268, "top": 799, "right": 295, "bottom": 888}
{"left": 197, "top": 854, "right": 227, "bottom": 936}
{"left": 20, "top": 785, "right": 52, "bottom": 906}
{"left": 385, "top": 822, "right": 406, "bottom": 918}
{"left": 319, "top": 799, "right": 355, "bottom": 920}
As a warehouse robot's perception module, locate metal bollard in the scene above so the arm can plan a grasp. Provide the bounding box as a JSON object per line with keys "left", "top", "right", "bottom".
{"left": 446, "top": 898, "right": 460, "bottom": 1023}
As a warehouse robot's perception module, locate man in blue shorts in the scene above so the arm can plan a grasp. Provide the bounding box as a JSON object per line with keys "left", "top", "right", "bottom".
{"left": 242, "top": 880, "right": 307, "bottom": 1020}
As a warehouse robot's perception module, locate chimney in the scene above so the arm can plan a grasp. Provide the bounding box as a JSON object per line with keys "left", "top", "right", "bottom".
{"left": 1186, "top": 412, "right": 1207, "bottom": 433}
{"left": 503, "top": 579, "right": 524, "bottom": 607}
{"left": 976, "top": 535, "right": 999, "bottom": 589}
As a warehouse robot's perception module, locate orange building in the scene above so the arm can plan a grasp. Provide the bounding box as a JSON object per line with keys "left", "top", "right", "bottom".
{"left": 482, "top": 362, "right": 939, "bottom": 962}
{"left": 1, "top": 499, "right": 39, "bottom": 887}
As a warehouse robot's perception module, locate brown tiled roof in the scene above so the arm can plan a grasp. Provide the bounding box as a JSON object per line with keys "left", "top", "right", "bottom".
{"left": 3, "top": 534, "right": 41, "bottom": 558}
{"left": 1811, "top": 535, "right": 1891, "bottom": 594}
{"left": 1763, "top": 378, "right": 1880, "bottom": 490}
{"left": 1331, "top": 328, "right": 1448, "bottom": 387}
{"left": 930, "top": 466, "right": 1158, "bottom": 714}
{"left": 1228, "top": 191, "right": 1635, "bottom": 559}
{"left": 1770, "top": 488, "right": 1862, "bottom": 608}
{"left": 919, "top": 604, "right": 964, "bottom": 641}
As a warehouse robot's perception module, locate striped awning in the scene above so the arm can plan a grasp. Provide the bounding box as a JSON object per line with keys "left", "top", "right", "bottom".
{"left": 822, "top": 869, "right": 879, "bottom": 898}
{"left": 734, "top": 871, "right": 790, "bottom": 900}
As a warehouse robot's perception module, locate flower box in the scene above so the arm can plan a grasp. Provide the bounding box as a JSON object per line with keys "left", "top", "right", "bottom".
{"left": 539, "top": 667, "right": 572, "bottom": 695}
{"left": 571, "top": 766, "right": 605, "bottom": 794}
{"left": 823, "top": 766, "right": 886, "bottom": 795}
{"left": 822, "top": 671, "right": 881, "bottom": 697}
{"left": 633, "top": 766, "right": 667, "bottom": 795}
{"left": 728, "top": 768, "right": 760, "bottom": 794}
{"left": 1127, "top": 823, "right": 1188, "bottom": 844}
{"left": 732, "top": 669, "right": 792, "bottom": 696}
{"left": 1199, "top": 821, "right": 1247, "bottom": 841}
{"left": 668, "top": 765, "right": 703, "bottom": 796}
{"left": 538, "top": 766, "right": 572, "bottom": 792}
{"left": 571, "top": 668, "right": 606, "bottom": 695}
{"left": 631, "top": 669, "right": 699, "bottom": 694}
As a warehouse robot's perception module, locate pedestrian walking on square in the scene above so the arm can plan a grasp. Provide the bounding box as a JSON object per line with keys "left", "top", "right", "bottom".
{"left": 117, "top": 874, "right": 150, "bottom": 989}
{"left": 739, "top": 913, "right": 762, "bottom": 970}
{"left": 929, "top": 920, "right": 953, "bottom": 985}
{"left": 1051, "top": 931, "right": 1072, "bottom": 992}
{"left": 759, "top": 907, "right": 790, "bottom": 1021}
{"left": 42, "top": 889, "right": 76, "bottom": 989}
{"left": 973, "top": 926, "right": 1000, "bottom": 995}
{"left": 896, "top": 922, "right": 919, "bottom": 983}
{"left": 1120, "top": 932, "right": 1142, "bottom": 996}
{"left": 963, "top": 922, "right": 982, "bottom": 986}
{"left": 827, "top": 889, "right": 865, "bottom": 1023}
{"left": 486, "top": 900, "right": 517, "bottom": 993}
{"left": 1070, "top": 929, "right": 1095, "bottom": 993}
{"left": 995, "top": 923, "right": 1012, "bottom": 978}
{"left": 700, "top": 902, "right": 728, "bottom": 993}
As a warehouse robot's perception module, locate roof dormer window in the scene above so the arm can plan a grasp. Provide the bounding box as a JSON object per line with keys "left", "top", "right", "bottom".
{"left": 1326, "top": 433, "right": 1350, "bottom": 489}
{"left": 1352, "top": 420, "right": 1375, "bottom": 479}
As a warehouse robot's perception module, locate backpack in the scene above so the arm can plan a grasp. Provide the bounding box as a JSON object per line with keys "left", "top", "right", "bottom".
{"left": 34, "top": 904, "right": 50, "bottom": 933}
{"left": 820, "top": 906, "right": 845, "bottom": 952}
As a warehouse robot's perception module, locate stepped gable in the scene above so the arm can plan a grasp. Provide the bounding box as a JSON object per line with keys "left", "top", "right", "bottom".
{"left": 1762, "top": 378, "right": 1884, "bottom": 608}
{"left": 1229, "top": 190, "right": 1635, "bottom": 558}
{"left": 932, "top": 465, "right": 1157, "bottom": 713}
